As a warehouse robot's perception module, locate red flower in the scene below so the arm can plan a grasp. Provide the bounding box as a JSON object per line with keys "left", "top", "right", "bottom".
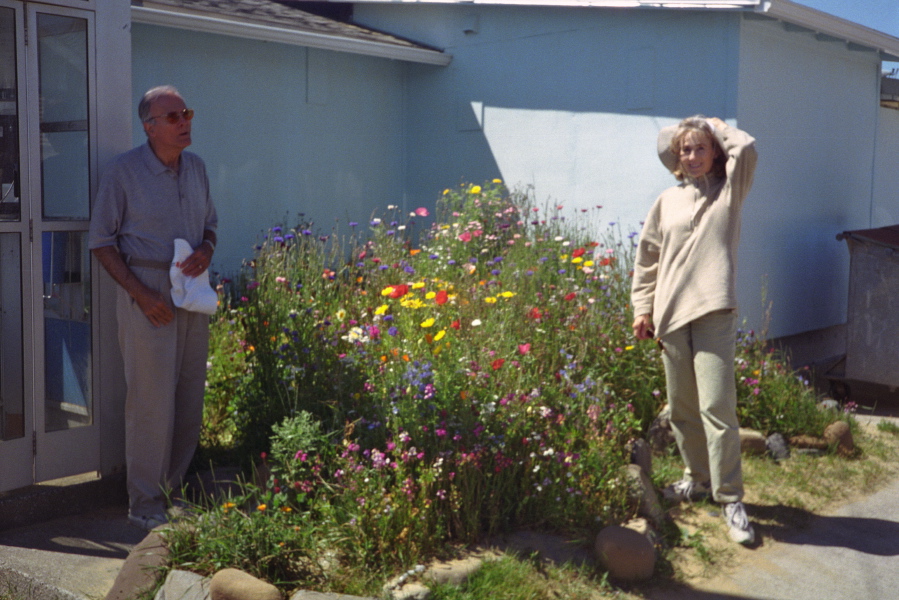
{"left": 451, "top": 319, "right": 461, "bottom": 330}
{"left": 599, "top": 258, "right": 613, "bottom": 267}
{"left": 435, "top": 290, "right": 449, "bottom": 305}
{"left": 389, "top": 284, "right": 409, "bottom": 299}
{"left": 572, "top": 248, "right": 586, "bottom": 258}
{"left": 564, "top": 292, "right": 577, "bottom": 301}
{"left": 528, "top": 307, "right": 542, "bottom": 320}
{"left": 491, "top": 358, "right": 505, "bottom": 370}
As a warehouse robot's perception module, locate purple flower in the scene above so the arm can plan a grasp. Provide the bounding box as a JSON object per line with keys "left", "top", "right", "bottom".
{"left": 388, "top": 326, "right": 398, "bottom": 336}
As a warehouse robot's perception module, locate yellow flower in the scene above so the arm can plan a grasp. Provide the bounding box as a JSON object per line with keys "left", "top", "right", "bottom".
{"left": 222, "top": 502, "right": 236, "bottom": 513}
{"left": 381, "top": 286, "right": 395, "bottom": 297}
{"left": 257, "top": 504, "right": 267, "bottom": 512}
{"left": 499, "top": 291, "right": 516, "bottom": 298}
{"left": 492, "top": 178, "right": 502, "bottom": 184}
{"left": 559, "top": 254, "right": 569, "bottom": 261}
{"left": 336, "top": 309, "right": 347, "bottom": 321}
{"left": 584, "top": 260, "right": 594, "bottom": 267}
{"left": 571, "top": 257, "right": 583, "bottom": 264}
{"left": 470, "top": 185, "right": 482, "bottom": 194}
{"left": 443, "top": 188, "right": 451, "bottom": 195}
{"left": 374, "top": 304, "right": 389, "bottom": 316}
{"left": 421, "top": 317, "right": 436, "bottom": 328}
{"left": 401, "top": 298, "right": 424, "bottom": 309}
{"left": 625, "top": 345, "right": 634, "bottom": 351}
{"left": 484, "top": 297, "right": 498, "bottom": 304}
{"left": 425, "top": 291, "right": 436, "bottom": 300}
{"left": 412, "top": 281, "right": 426, "bottom": 290}
{"left": 434, "top": 330, "right": 446, "bottom": 341}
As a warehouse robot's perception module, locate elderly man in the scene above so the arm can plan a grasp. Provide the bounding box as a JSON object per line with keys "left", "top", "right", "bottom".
{"left": 89, "top": 86, "right": 217, "bottom": 530}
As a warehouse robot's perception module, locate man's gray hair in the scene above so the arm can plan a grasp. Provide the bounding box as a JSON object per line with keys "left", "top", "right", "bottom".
{"left": 138, "top": 85, "right": 183, "bottom": 123}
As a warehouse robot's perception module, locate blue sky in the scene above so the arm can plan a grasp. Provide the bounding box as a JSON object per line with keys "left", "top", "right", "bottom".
{"left": 795, "top": 0, "right": 899, "bottom": 37}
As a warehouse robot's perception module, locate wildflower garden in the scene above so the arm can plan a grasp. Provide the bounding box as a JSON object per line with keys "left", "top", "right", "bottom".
{"left": 169, "top": 181, "right": 842, "bottom": 594}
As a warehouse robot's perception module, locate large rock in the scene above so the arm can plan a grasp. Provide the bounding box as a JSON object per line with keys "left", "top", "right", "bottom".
{"left": 823, "top": 420, "right": 855, "bottom": 456}
{"left": 291, "top": 593, "right": 376, "bottom": 600}
{"left": 105, "top": 531, "right": 170, "bottom": 600}
{"left": 628, "top": 438, "right": 653, "bottom": 476}
{"left": 209, "top": 568, "right": 281, "bottom": 600}
{"left": 766, "top": 433, "right": 790, "bottom": 461}
{"left": 594, "top": 525, "right": 656, "bottom": 581}
{"left": 424, "top": 556, "right": 483, "bottom": 586}
{"left": 153, "top": 570, "right": 209, "bottom": 600}
{"left": 648, "top": 406, "right": 676, "bottom": 454}
{"left": 624, "top": 464, "right": 665, "bottom": 527}
{"left": 739, "top": 428, "right": 767, "bottom": 456}
{"left": 789, "top": 435, "right": 828, "bottom": 450}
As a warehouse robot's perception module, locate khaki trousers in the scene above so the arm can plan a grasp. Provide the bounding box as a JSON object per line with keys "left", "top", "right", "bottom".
{"left": 117, "top": 266, "right": 208, "bottom": 517}
{"left": 661, "top": 310, "right": 743, "bottom": 504}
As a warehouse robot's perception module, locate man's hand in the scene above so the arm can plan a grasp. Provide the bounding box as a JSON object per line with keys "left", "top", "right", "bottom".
{"left": 92, "top": 245, "right": 175, "bottom": 327}
{"left": 178, "top": 240, "right": 213, "bottom": 278}
{"left": 632, "top": 313, "right": 654, "bottom": 340}
{"left": 134, "top": 287, "right": 175, "bottom": 327}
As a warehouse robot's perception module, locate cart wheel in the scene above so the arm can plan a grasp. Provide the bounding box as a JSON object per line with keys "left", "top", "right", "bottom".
{"left": 829, "top": 380, "right": 851, "bottom": 402}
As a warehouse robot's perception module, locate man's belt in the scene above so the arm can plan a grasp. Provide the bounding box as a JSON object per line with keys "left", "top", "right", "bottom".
{"left": 123, "top": 254, "right": 171, "bottom": 271}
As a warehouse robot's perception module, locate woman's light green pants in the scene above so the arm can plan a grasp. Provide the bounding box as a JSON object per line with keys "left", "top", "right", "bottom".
{"left": 661, "top": 309, "right": 744, "bottom": 504}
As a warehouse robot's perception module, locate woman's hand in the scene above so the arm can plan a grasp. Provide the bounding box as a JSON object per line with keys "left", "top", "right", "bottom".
{"left": 632, "top": 313, "right": 654, "bottom": 340}
{"left": 707, "top": 117, "right": 726, "bottom": 131}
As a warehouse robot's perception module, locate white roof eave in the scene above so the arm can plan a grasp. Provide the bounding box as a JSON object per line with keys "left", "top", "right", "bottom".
{"left": 131, "top": 5, "right": 453, "bottom": 66}
{"left": 760, "top": 0, "right": 899, "bottom": 61}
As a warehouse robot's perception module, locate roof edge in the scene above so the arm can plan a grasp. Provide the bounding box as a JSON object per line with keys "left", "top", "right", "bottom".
{"left": 131, "top": 5, "right": 452, "bottom": 66}
{"left": 759, "top": 0, "right": 899, "bottom": 61}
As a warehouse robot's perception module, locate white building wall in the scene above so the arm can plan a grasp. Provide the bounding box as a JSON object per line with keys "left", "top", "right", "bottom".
{"left": 737, "top": 15, "right": 882, "bottom": 339}
{"left": 873, "top": 105, "right": 899, "bottom": 225}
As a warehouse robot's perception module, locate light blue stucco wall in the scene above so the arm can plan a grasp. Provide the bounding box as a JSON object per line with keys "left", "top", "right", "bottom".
{"left": 737, "top": 16, "right": 882, "bottom": 338}
{"left": 131, "top": 23, "right": 412, "bottom": 275}
{"left": 359, "top": 5, "right": 742, "bottom": 230}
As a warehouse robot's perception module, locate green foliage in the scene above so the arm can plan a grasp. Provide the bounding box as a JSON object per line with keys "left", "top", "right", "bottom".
{"left": 181, "top": 180, "right": 835, "bottom": 593}
{"left": 733, "top": 328, "right": 840, "bottom": 437}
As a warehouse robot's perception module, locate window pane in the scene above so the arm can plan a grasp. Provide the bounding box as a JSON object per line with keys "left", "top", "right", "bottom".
{"left": 37, "top": 14, "right": 89, "bottom": 220}
{"left": 43, "top": 231, "right": 91, "bottom": 432}
{"left": 0, "top": 8, "right": 20, "bottom": 222}
{"left": 0, "top": 233, "right": 24, "bottom": 440}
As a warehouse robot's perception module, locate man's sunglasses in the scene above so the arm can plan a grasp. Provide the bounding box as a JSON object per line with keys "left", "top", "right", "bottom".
{"left": 147, "top": 108, "right": 194, "bottom": 124}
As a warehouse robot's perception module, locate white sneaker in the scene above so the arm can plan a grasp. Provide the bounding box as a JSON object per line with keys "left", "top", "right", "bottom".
{"left": 128, "top": 512, "right": 169, "bottom": 531}
{"left": 724, "top": 501, "right": 755, "bottom": 545}
{"left": 663, "top": 478, "right": 711, "bottom": 502}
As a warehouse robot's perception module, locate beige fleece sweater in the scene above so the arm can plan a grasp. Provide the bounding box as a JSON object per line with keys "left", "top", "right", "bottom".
{"left": 631, "top": 122, "right": 757, "bottom": 339}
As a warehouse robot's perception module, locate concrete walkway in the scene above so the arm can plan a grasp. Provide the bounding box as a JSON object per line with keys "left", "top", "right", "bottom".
{"left": 649, "top": 474, "right": 899, "bottom": 600}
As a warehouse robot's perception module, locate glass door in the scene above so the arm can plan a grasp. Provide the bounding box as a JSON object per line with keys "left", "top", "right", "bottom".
{"left": 0, "top": 0, "right": 35, "bottom": 491}
{"left": 0, "top": 0, "right": 99, "bottom": 489}
{"left": 29, "top": 4, "right": 98, "bottom": 482}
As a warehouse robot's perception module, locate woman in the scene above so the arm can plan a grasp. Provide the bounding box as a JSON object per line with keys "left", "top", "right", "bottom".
{"left": 631, "top": 115, "right": 757, "bottom": 545}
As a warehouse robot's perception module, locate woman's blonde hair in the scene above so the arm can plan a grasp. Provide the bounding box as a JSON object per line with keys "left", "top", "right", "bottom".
{"left": 670, "top": 115, "right": 727, "bottom": 181}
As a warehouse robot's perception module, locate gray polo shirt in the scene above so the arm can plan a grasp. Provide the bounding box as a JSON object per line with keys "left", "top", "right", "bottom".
{"left": 88, "top": 143, "right": 217, "bottom": 262}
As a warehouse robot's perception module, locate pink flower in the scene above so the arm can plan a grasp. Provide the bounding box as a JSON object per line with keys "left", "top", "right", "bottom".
{"left": 518, "top": 343, "right": 531, "bottom": 355}
{"left": 458, "top": 231, "right": 472, "bottom": 243}
{"left": 414, "top": 207, "right": 430, "bottom": 217}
